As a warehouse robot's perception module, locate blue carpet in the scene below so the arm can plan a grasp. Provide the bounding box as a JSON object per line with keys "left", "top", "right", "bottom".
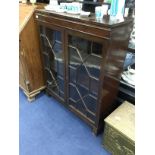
{"left": 19, "top": 89, "right": 111, "bottom": 155}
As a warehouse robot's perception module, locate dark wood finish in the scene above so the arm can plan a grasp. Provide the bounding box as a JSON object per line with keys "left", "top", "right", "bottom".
{"left": 35, "top": 9, "right": 133, "bottom": 134}
{"left": 19, "top": 4, "right": 45, "bottom": 101}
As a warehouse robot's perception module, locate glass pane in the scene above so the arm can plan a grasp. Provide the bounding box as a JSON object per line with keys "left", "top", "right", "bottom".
{"left": 39, "top": 26, "right": 64, "bottom": 100}
{"left": 68, "top": 35, "right": 103, "bottom": 121}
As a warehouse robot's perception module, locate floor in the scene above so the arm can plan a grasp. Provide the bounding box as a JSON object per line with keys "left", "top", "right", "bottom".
{"left": 19, "top": 89, "right": 111, "bottom": 155}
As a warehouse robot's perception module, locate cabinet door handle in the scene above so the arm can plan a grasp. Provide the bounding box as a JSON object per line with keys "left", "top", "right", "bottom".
{"left": 20, "top": 48, "right": 25, "bottom": 56}
{"left": 25, "top": 80, "right": 31, "bottom": 92}
{"left": 21, "top": 51, "right": 24, "bottom": 55}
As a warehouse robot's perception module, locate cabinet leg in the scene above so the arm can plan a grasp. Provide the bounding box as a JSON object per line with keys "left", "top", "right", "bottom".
{"left": 20, "top": 85, "right": 46, "bottom": 102}
{"left": 28, "top": 96, "right": 35, "bottom": 102}
{"left": 92, "top": 126, "right": 103, "bottom": 136}
{"left": 45, "top": 89, "right": 51, "bottom": 96}
{"left": 92, "top": 127, "right": 98, "bottom": 136}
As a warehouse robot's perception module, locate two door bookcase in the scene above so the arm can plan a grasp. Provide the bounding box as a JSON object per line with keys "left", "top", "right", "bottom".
{"left": 35, "top": 9, "right": 133, "bottom": 134}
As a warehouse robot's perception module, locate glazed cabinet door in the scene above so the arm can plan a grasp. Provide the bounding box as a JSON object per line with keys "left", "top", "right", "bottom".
{"left": 38, "top": 25, "right": 65, "bottom": 102}
{"left": 66, "top": 32, "right": 107, "bottom": 123}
